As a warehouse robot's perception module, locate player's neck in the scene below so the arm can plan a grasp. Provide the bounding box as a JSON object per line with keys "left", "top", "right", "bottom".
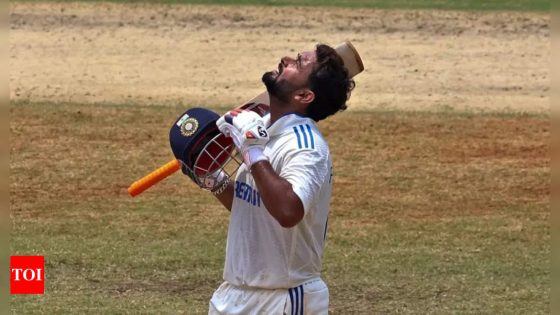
{"left": 269, "top": 98, "right": 305, "bottom": 125}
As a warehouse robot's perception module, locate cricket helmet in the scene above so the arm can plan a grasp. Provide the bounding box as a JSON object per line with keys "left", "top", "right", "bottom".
{"left": 169, "top": 108, "right": 241, "bottom": 186}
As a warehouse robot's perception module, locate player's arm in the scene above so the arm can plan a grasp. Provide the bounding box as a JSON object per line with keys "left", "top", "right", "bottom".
{"left": 199, "top": 169, "right": 235, "bottom": 211}
{"left": 250, "top": 161, "right": 304, "bottom": 227}
{"left": 216, "top": 110, "right": 324, "bottom": 226}
{"left": 213, "top": 181, "right": 234, "bottom": 211}
{"left": 215, "top": 109, "right": 303, "bottom": 222}
{"left": 186, "top": 167, "right": 234, "bottom": 211}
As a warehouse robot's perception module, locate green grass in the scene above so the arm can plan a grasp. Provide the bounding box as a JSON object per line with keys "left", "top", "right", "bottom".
{"left": 15, "top": 0, "right": 550, "bottom": 11}
{"left": 10, "top": 102, "right": 550, "bottom": 313}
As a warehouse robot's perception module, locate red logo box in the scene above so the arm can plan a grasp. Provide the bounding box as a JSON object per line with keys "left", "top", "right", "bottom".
{"left": 10, "top": 256, "right": 45, "bottom": 294}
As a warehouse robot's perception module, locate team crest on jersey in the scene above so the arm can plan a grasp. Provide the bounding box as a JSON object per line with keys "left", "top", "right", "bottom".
{"left": 180, "top": 117, "right": 199, "bottom": 137}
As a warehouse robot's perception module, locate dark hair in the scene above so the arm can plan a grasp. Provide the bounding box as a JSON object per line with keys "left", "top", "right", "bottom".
{"left": 306, "top": 44, "right": 356, "bottom": 122}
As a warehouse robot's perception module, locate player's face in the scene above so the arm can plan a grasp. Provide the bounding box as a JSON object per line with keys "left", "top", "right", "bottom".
{"left": 262, "top": 50, "right": 317, "bottom": 103}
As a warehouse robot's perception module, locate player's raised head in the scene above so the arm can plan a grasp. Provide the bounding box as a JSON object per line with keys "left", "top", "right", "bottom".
{"left": 306, "top": 44, "right": 355, "bottom": 122}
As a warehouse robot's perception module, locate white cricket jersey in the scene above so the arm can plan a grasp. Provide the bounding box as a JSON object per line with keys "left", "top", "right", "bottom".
{"left": 224, "top": 113, "right": 333, "bottom": 289}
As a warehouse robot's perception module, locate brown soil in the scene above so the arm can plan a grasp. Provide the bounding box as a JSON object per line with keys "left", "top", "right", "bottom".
{"left": 9, "top": 3, "right": 549, "bottom": 112}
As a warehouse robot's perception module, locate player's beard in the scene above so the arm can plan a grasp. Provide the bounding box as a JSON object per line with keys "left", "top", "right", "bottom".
{"left": 262, "top": 71, "right": 296, "bottom": 104}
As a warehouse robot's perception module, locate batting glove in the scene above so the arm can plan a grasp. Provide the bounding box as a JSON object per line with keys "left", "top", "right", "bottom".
{"left": 216, "top": 110, "right": 269, "bottom": 168}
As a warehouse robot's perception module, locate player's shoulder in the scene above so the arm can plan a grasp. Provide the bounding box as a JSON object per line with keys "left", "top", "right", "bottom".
{"left": 277, "top": 117, "right": 327, "bottom": 153}
{"left": 288, "top": 121, "right": 325, "bottom": 151}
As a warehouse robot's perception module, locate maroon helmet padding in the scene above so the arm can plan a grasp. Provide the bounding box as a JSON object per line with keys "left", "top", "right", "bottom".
{"left": 194, "top": 134, "right": 234, "bottom": 177}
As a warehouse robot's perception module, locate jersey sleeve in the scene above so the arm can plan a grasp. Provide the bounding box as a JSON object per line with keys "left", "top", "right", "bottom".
{"left": 279, "top": 138, "right": 330, "bottom": 215}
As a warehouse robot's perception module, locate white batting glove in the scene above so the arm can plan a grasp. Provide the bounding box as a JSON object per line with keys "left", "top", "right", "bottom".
{"left": 216, "top": 110, "right": 269, "bottom": 168}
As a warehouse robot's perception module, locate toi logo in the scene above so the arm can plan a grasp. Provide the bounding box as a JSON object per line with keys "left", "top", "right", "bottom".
{"left": 10, "top": 256, "right": 45, "bottom": 294}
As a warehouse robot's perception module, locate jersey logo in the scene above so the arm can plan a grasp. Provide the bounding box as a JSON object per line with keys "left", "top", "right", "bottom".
{"left": 292, "top": 124, "right": 315, "bottom": 149}
{"left": 234, "top": 181, "right": 261, "bottom": 207}
{"left": 257, "top": 126, "right": 268, "bottom": 137}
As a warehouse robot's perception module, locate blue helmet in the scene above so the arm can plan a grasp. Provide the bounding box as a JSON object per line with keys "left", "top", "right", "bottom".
{"left": 169, "top": 107, "right": 237, "bottom": 183}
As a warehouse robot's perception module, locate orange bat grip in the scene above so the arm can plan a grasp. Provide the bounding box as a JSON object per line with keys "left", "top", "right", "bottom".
{"left": 128, "top": 159, "right": 181, "bottom": 197}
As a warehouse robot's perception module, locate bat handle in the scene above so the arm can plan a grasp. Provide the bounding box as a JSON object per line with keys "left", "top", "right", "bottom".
{"left": 128, "top": 159, "right": 181, "bottom": 197}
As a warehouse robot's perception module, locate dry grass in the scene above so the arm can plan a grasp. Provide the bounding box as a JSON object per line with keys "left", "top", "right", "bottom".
{"left": 10, "top": 3, "right": 550, "bottom": 113}
{"left": 10, "top": 102, "right": 549, "bottom": 313}
{"left": 324, "top": 111, "right": 549, "bottom": 222}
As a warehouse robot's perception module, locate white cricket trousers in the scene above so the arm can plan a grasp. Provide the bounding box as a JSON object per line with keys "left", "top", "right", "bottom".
{"left": 208, "top": 278, "right": 329, "bottom": 315}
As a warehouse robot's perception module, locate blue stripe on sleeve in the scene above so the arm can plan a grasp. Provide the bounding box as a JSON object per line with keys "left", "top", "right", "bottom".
{"left": 306, "top": 124, "right": 315, "bottom": 149}
{"left": 299, "top": 125, "right": 308, "bottom": 148}
{"left": 293, "top": 126, "right": 302, "bottom": 149}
